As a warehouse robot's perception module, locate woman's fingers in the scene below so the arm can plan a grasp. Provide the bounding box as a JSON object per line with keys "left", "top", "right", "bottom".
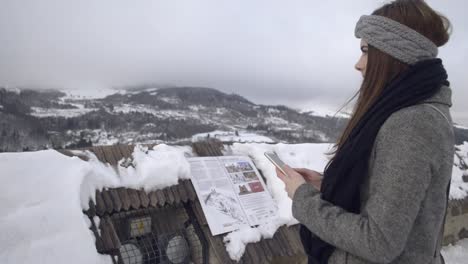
{"left": 284, "top": 165, "right": 304, "bottom": 179}
{"left": 283, "top": 165, "right": 296, "bottom": 176}
{"left": 295, "top": 168, "right": 323, "bottom": 180}
{"left": 276, "top": 167, "right": 286, "bottom": 181}
{"left": 294, "top": 168, "right": 310, "bottom": 173}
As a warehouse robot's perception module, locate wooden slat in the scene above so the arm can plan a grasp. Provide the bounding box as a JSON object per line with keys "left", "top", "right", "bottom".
{"left": 104, "top": 146, "right": 119, "bottom": 165}
{"left": 101, "top": 146, "right": 118, "bottom": 166}
{"left": 284, "top": 225, "right": 304, "bottom": 255}
{"left": 117, "top": 144, "right": 134, "bottom": 169}
{"left": 138, "top": 190, "right": 150, "bottom": 208}
{"left": 91, "top": 146, "right": 107, "bottom": 164}
{"left": 156, "top": 189, "right": 166, "bottom": 207}
{"left": 258, "top": 239, "right": 274, "bottom": 262}
{"left": 208, "top": 142, "right": 223, "bottom": 156}
{"left": 101, "top": 189, "right": 114, "bottom": 214}
{"left": 170, "top": 185, "right": 181, "bottom": 205}
{"left": 149, "top": 191, "right": 159, "bottom": 207}
{"left": 277, "top": 226, "right": 294, "bottom": 256}
{"left": 281, "top": 226, "right": 299, "bottom": 255}
{"left": 191, "top": 142, "right": 204, "bottom": 156}
{"left": 197, "top": 222, "right": 237, "bottom": 264}
{"left": 105, "top": 217, "right": 121, "bottom": 250}
{"left": 192, "top": 199, "right": 208, "bottom": 226}
{"left": 177, "top": 180, "right": 189, "bottom": 203}
{"left": 117, "top": 144, "right": 132, "bottom": 159}
{"left": 192, "top": 140, "right": 224, "bottom": 157}
{"left": 265, "top": 236, "right": 284, "bottom": 258}
{"left": 184, "top": 180, "right": 197, "bottom": 201}
{"left": 164, "top": 187, "right": 176, "bottom": 205}
{"left": 269, "top": 230, "right": 287, "bottom": 257}
{"left": 126, "top": 145, "right": 135, "bottom": 157}
{"left": 244, "top": 243, "right": 261, "bottom": 263}
{"left": 94, "top": 232, "right": 105, "bottom": 253}
{"left": 109, "top": 189, "right": 122, "bottom": 212}
{"left": 110, "top": 145, "right": 124, "bottom": 166}
{"left": 127, "top": 188, "right": 141, "bottom": 209}
{"left": 99, "top": 217, "right": 114, "bottom": 252}
{"left": 95, "top": 190, "right": 106, "bottom": 216}
{"left": 249, "top": 241, "right": 267, "bottom": 263}
{"left": 118, "top": 188, "right": 131, "bottom": 211}
{"left": 86, "top": 200, "right": 97, "bottom": 217}
{"left": 211, "top": 235, "right": 237, "bottom": 264}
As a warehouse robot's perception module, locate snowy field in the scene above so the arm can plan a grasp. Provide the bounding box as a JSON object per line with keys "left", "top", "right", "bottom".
{"left": 301, "top": 104, "right": 351, "bottom": 119}
{"left": 30, "top": 106, "right": 98, "bottom": 118}
{"left": 192, "top": 130, "right": 274, "bottom": 143}
{"left": 441, "top": 238, "right": 468, "bottom": 264}
{"left": 0, "top": 142, "right": 467, "bottom": 263}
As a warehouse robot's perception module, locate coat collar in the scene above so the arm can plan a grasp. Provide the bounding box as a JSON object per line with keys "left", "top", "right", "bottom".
{"left": 422, "top": 85, "right": 452, "bottom": 107}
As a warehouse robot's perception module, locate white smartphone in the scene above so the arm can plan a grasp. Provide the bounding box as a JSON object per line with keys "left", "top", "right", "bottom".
{"left": 264, "top": 151, "right": 289, "bottom": 176}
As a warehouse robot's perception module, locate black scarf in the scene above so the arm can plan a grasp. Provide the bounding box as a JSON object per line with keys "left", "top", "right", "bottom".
{"left": 300, "top": 59, "right": 448, "bottom": 264}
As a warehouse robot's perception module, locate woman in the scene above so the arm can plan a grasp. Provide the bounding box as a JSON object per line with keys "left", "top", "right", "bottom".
{"left": 276, "top": 0, "right": 454, "bottom": 263}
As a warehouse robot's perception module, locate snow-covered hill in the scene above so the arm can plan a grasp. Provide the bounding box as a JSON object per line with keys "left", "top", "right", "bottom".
{"left": 0, "top": 86, "right": 349, "bottom": 152}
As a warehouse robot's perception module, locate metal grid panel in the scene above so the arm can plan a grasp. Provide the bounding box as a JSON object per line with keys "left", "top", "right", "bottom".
{"left": 110, "top": 206, "right": 205, "bottom": 264}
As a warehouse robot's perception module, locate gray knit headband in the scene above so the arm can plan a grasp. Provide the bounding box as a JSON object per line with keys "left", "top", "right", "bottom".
{"left": 355, "top": 15, "right": 438, "bottom": 65}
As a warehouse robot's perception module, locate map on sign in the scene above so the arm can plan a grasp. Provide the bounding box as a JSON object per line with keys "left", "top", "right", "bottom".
{"left": 188, "top": 156, "right": 278, "bottom": 235}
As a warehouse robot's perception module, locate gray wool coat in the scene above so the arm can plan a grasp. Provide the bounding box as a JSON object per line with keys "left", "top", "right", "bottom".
{"left": 292, "top": 85, "right": 455, "bottom": 264}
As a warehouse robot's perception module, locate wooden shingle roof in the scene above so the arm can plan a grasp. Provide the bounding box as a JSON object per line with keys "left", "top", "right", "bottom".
{"left": 59, "top": 144, "right": 198, "bottom": 213}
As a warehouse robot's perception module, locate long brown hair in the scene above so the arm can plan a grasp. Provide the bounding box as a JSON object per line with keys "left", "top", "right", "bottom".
{"left": 328, "top": 0, "right": 451, "bottom": 163}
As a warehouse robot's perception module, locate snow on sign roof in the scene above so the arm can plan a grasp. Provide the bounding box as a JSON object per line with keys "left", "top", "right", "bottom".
{"left": 59, "top": 145, "right": 198, "bottom": 209}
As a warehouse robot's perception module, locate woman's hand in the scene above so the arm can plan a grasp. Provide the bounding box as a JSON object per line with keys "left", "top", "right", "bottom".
{"left": 276, "top": 166, "right": 323, "bottom": 199}
{"left": 294, "top": 168, "right": 323, "bottom": 191}
{"left": 275, "top": 165, "right": 307, "bottom": 199}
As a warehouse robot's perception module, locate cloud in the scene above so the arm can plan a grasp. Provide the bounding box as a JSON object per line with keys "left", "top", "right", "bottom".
{"left": 0, "top": 0, "right": 467, "bottom": 124}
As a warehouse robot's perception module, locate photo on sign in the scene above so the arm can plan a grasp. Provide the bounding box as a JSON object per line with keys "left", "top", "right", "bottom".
{"left": 224, "top": 161, "right": 254, "bottom": 173}
{"left": 238, "top": 181, "right": 264, "bottom": 195}
{"left": 228, "top": 172, "right": 247, "bottom": 184}
{"left": 242, "top": 171, "right": 259, "bottom": 182}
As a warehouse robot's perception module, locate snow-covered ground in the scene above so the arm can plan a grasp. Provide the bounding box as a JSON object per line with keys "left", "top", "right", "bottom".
{"left": 192, "top": 130, "right": 274, "bottom": 143}
{"left": 113, "top": 104, "right": 160, "bottom": 116}
{"left": 301, "top": 105, "right": 351, "bottom": 119}
{"left": 31, "top": 106, "right": 98, "bottom": 118}
{"left": 61, "top": 88, "right": 123, "bottom": 100}
{"left": 454, "top": 124, "right": 468, "bottom": 130}
{"left": 441, "top": 238, "right": 468, "bottom": 264}
{"left": 2, "top": 86, "right": 21, "bottom": 94}
{"left": 0, "top": 145, "right": 191, "bottom": 264}
{"left": 113, "top": 104, "right": 194, "bottom": 120}
{"left": 1, "top": 142, "right": 467, "bottom": 263}
{"left": 453, "top": 142, "right": 468, "bottom": 200}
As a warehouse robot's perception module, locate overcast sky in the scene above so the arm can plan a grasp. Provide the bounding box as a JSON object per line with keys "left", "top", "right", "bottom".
{"left": 1, "top": 0, "right": 467, "bottom": 125}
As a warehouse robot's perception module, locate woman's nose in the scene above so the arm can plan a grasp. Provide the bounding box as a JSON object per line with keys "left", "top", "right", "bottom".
{"left": 355, "top": 61, "right": 362, "bottom": 72}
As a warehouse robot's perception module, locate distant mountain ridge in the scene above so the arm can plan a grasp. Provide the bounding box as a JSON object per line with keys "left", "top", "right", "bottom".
{"left": 1, "top": 86, "right": 466, "bottom": 152}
